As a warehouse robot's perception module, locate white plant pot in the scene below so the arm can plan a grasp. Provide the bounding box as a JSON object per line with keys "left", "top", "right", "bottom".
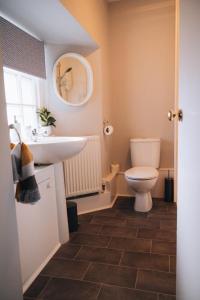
{"left": 41, "top": 126, "right": 52, "bottom": 137}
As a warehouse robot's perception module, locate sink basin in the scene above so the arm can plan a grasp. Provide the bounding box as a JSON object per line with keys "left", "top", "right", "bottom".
{"left": 28, "top": 136, "right": 87, "bottom": 164}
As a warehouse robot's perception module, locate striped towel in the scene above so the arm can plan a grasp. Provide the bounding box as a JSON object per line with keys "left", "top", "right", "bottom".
{"left": 10, "top": 143, "right": 40, "bottom": 203}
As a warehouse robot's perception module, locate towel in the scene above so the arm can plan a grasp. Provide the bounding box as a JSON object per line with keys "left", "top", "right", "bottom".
{"left": 10, "top": 143, "right": 40, "bottom": 203}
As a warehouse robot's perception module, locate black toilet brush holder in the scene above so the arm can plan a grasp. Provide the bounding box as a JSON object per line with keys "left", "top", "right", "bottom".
{"left": 164, "top": 170, "right": 174, "bottom": 202}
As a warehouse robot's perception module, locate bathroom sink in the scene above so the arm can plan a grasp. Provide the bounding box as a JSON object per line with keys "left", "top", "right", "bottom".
{"left": 28, "top": 136, "right": 87, "bottom": 164}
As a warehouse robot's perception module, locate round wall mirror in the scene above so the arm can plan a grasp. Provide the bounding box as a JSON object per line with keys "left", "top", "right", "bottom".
{"left": 53, "top": 53, "right": 93, "bottom": 106}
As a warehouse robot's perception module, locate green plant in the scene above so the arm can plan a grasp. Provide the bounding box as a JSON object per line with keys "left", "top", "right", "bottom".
{"left": 38, "top": 107, "right": 56, "bottom": 127}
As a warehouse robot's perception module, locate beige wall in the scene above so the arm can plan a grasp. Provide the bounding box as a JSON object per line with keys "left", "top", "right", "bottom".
{"left": 45, "top": 45, "right": 103, "bottom": 137}
{"left": 60, "top": 0, "right": 108, "bottom": 45}
{"left": 109, "top": 0, "right": 175, "bottom": 171}
{"left": 56, "top": 0, "right": 112, "bottom": 176}
{"left": 55, "top": 0, "right": 175, "bottom": 174}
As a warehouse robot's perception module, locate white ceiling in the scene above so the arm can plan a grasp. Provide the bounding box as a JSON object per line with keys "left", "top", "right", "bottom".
{"left": 0, "top": 0, "right": 97, "bottom": 52}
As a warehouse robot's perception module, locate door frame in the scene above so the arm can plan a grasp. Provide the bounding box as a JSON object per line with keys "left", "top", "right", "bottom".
{"left": 174, "top": 0, "right": 179, "bottom": 204}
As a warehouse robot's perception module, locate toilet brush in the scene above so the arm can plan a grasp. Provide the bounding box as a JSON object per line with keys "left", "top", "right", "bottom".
{"left": 164, "top": 170, "right": 174, "bottom": 202}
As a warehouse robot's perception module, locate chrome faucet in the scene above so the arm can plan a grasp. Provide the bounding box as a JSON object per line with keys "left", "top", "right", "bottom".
{"left": 32, "top": 128, "right": 39, "bottom": 142}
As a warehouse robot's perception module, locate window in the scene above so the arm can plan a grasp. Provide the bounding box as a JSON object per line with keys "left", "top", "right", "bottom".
{"left": 3, "top": 67, "right": 42, "bottom": 133}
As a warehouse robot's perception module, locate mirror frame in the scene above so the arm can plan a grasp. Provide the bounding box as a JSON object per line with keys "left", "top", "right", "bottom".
{"left": 53, "top": 53, "right": 93, "bottom": 107}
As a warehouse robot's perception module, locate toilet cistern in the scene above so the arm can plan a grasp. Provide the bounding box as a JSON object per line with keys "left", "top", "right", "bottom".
{"left": 124, "top": 138, "right": 160, "bottom": 212}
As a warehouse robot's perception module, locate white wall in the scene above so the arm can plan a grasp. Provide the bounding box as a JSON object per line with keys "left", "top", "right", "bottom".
{"left": 0, "top": 49, "right": 23, "bottom": 299}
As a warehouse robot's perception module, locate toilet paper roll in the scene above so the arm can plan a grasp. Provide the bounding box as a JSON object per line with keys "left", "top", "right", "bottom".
{"left": 104, "top": 125, "right": 114, "bottom": 136}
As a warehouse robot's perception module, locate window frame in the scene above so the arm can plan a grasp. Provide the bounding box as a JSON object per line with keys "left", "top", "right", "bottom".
{"left": 3, "top": 67, "right": 42, "bottom": 130}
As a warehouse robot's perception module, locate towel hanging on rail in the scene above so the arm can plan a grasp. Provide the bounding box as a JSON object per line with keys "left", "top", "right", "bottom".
{"left": 10, "top": 143, "right": 40, "bottom": 204}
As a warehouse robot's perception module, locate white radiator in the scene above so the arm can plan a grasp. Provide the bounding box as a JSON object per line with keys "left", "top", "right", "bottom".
{"left": 64, "top": 135, "right": 102, "bottom": 197}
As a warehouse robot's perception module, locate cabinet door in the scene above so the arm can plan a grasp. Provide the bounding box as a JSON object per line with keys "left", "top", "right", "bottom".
{"left": 16, "top": 173, "right": 59, "bottom": 286}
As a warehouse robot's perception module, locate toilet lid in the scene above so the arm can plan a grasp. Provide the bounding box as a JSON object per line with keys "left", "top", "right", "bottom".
{"left": 125, "top": 167, "right": 158, "bottom": 180}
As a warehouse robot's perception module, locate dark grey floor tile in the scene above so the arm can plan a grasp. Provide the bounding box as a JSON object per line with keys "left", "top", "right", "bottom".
{"left": 148, "top": 213, "right": 176, "bottom": 221}
{"left": 138, "top": 229, "right": 176, "bottom": 242}
{"left": 114, "top": 198, "right": 148, "bottom": 218}
{"left": 167, "top": 206, "right": 177, "bottom": 214}
{"left": 93, "top": 209, "right": 119, "bottom": 217}
{"left": 53, "top": 244, "right": 81, "bottom": 259}
{"left": 69, "top": 232, "right": 78, "bottom": 240}
{"left": 70, "top": 233, "right": 111, "bottom": 247}
{"left": 152, "top": 199, "right": 167, "bottom": 207}
{"left": 170, "top": 256, "right": 176, "bottom": 273}
{"left": 91, "top": 215, "right": 126, "bottom": 227}
{"left": 151, "top": 205, "right": 168, "bottom": 214}
{"left": 78, "top": 214, "right": 93, "bottom": 224}
{"left": 41, "top": 258, "right": 89, "bottom": 279}
{"left": 76, "top": 246, "right": 122, "bottom": 265}
{"left": 100, "top": 225, "right": 137, "bottom": 239}
{"left": 160, "top": 220, "right": 177, "bottom": 230}
{"left": 152, "top": 240, "right": 176, "bottom": 255}
{"left": 24, "top": 275, "right": 49, "bottom": 298}
{"left": 98, "top": 284, "right": 157, "bottom": 300}
{"left": 24, "top": 197, "right": 177, "bottom": 300}
{"left": 159, "top": 294, "right": 176, "bottom": 300}
{"left": 121, "top": 252, "right": 169, "bottom": 272}
{"left": 126, "top": 217, "right": 160, "bottom": 229}
{"left": 84, "top": 263, "right": 137, "bottom": 288}
{"left": 109, "top": 237, "right": 151, "bottom": 253}
{"left": 116, "top": 209, "right": 148, "bottom": 219}
{"left": 40, "top": 277, "right": 100, "bottom": 300}
{"left": 136, "top": 270, "right": 176, "bottom": 295}
{"left": 113, "top": 197, "right": 133, "bottom": 209}
{"left": 78, "top": 223, "right": 102, "bottom": 234}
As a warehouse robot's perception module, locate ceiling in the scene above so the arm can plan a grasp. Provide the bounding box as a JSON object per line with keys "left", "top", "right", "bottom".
{"left": 0, "top": 0, "right": 97, "bottom": 52}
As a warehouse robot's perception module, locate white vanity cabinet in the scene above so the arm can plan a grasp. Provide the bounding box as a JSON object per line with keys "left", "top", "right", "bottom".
{"left": 15, "top": 165, "right": 60, "bottom": 292}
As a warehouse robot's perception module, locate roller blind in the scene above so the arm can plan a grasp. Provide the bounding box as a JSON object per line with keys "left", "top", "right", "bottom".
{"left": 0, "top": 17, "right": 46, "bottom": 78}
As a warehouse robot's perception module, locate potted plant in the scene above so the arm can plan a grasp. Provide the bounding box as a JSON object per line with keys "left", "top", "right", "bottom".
{"left": 38, "top": 107, "right": 56, "bottom": 136}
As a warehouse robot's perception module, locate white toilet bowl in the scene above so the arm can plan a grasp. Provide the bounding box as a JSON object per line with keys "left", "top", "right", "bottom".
{"left": 125, "top": 166, "right": 159, "bottom": 212}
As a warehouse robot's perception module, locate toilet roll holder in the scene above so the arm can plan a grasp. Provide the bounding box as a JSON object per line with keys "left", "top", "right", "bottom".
{"left": 103, "top": 120, "right": 114, "bottom": 135}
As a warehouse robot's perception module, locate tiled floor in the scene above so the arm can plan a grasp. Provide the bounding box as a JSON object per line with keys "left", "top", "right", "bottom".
{"left": 24, "top": 197, "right": 176, "bottom": 300}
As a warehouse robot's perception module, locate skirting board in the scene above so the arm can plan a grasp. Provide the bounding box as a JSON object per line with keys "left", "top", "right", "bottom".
{"left": 117, "top": 168, "right": 174, "bottom": 199}
{"left": 75, "top": 169, "right": 118, "bottom": 215}
{"left": 73, "top": 168, "right": 174, "bottom": 215}
{"left": 22, "top": 243, "right": 61, "bottom": 293}
{"left": 73, "top": 191, "right": 118, "bottom": 215}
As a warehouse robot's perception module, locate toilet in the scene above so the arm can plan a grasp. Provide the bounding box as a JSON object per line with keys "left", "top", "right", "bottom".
{"left": 125, "top": 138, "right": 160, "bottom": 212}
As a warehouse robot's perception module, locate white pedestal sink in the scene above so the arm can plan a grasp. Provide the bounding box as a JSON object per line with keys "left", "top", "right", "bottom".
{"left": 28, "top": 136, "right": 87, "bottom": 164}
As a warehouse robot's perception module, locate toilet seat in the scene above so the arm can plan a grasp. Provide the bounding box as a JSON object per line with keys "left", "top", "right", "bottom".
{"left": 125, "top": 167, "right": 158, "bottom": 180}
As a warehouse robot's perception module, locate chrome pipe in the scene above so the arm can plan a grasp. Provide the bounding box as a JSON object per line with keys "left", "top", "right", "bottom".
{"left": 9, "top": 124, "right": 22, "bottom": 144}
